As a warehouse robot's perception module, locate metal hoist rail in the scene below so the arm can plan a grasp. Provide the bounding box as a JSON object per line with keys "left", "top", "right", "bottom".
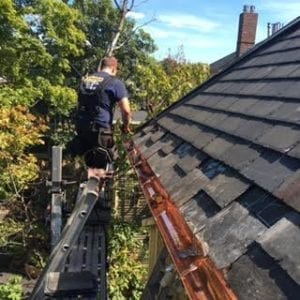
{"left": 30, "top": 147, "right": 111, "bottom": 300}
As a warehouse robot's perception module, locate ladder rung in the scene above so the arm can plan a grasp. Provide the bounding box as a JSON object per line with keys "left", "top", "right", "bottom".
{"left": 44, "top": 271, "right": 97, "bottom": 297}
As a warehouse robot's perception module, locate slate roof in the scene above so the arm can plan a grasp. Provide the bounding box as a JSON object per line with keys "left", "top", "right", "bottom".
{"left": 210, "top": 52, "right": 237, "bottom": 74}
{"left": 134, "top": 17, "right": 300, "bottom": 299}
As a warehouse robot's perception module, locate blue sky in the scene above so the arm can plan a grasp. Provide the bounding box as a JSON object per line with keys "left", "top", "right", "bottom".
{"left": 127, "top": 0, "right": 300, "bottom": 63}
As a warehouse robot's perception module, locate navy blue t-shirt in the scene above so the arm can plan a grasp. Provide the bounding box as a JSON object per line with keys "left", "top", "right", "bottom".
{"left": 82, "top": 71, "right": 128, "bottom": 128}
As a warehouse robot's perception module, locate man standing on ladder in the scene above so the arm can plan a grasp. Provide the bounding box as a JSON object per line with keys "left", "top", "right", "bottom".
{"left": 68, "top": 56, "right": 132, "bottom": 178}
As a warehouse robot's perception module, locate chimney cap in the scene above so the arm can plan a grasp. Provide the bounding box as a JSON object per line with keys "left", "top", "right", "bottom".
{"left": 243, "top": 4, "right": 256, "bottom": 13}
{"left": 243, "top": 5, "right": 250, "bottom": 12}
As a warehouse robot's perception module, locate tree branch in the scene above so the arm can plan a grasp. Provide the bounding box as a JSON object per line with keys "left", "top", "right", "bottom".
{"left": 113, "top": 17, "right": 156, "bottom": 51}
{"left": 113, "top": 0, "right": 121, "bottom": 11}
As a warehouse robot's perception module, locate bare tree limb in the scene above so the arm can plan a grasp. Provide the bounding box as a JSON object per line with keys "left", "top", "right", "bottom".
{"left": 128, "top": 0, "right": 135, "bottom": 11}
{"left": 133, "top": 0, "right": 149, "bottom": 9}
{"left": 113, "top": 17, "right": 156, "bottom": 51}
{"left": 113, "top": 0, "right": 121, "bottom": 11}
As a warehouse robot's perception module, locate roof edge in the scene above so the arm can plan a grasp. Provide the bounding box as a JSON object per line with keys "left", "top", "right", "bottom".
{"left": 126, "top": 140, "right": 238, "bottom": 300}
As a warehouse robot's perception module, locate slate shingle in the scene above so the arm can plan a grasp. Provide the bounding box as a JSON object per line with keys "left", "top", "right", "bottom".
{"left": 275, "top": 169, "right": 300, "bottom": 212}
{"left": 245, "top": 99, "right": 283, "bottom": 117}
{"left": 212, "top": 95, "right": 239, "bottom": 110}
{"left": 257, "top": 124, "right": 300, "bottom": 153}
{"left": 221, "top": 141, "right": 263, "bottom": 171}
{"left": 180, "top": 191, "right": 221, "bottom": 233}
{"left": 202, "top": 134, "right": 236, "bottom": 159}
{"left": 239, "top": 186, "right": 293, "bottom": 227}
{"left": 269, "top": 101, "right": 300, "bottom": 123}
{"left": 233, "top": 118, "right": 273, "bottom": 141}
{"left": 288, "top": 141, "right": 300, "bottom": 159}
{"left": 176, "top": 148, "right": 207, "bottom": 174}
{"left": 228, "top": 243, "right": 300, "bottom": 300}
{"left": 218, "top": 115, "right": 245, "bottom": 133}
{"left": 168, "top": 168, "right": 209, "bottom": 206}
{"left": 258, "top": 213, "right": 300, "bottom": 283}
{"left": 241, "top": 152, "right": 300, "bottom": 193}
{"left": 203, "top": 169, "right": 250, "bottom": 208}
{"left": 196, "top": 202, "right": 266, "bottom": 268}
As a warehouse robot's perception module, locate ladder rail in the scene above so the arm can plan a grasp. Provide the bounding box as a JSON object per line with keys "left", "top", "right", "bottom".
{"left": 30, "top": 177, "right": 103, "bottom": 300}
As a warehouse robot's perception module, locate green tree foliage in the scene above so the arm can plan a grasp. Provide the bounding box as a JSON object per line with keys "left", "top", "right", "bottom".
{"left": 0, "top": 276, "right": 23, "bottom": 300}
{"left": 108, "top": 221, "right": 148, "bottom": 299}
{"left": 132, "top": 51, "right": 210, "bottom": 116}
{"left": 0, "top": 0, "right": 86, "bottom": 115}
{"left": 70, "top": 0, "right": 156, "bottom": 79}
{"left": 0, "top": 0, "right": 86, "bottom": 196}
{"left": 0, "top": 106, "right": 47, "bottom": 198}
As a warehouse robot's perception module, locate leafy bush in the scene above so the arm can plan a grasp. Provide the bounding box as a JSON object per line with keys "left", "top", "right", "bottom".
{"left": 108, "top": 221, "right": 148, "bottom": 300}
{"left": 0, "top": 276, "right": 23, "bottom": 300}
{"left": 0, "top": 106, "right": 47, "bottom": 199}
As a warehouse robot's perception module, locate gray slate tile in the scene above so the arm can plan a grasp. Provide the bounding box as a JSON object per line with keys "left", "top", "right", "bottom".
{"left": 241, "top": 152, "right": 300, "bottom": 193}
{"left": 169, "top": 168, "right": 210, "bottom": 206}
{"left": 157, "top": 163, "right": 184, "bottom": 191}
{"left": 222, "top": 66, "right": 275, "bottom": 80}
{"left": 221, "top": 142, "right": 263, "bottom": 171}
{"left": 157, "top": 114, "right": 182, "bottom": 131}
{"left": 159, "top": 134, "right": 182, "bottom": 155}
{"left": 275, "top": 169, "right": 300, "bottom": 212}
{"left": 258, "top": 213, "right": 300, "bottom": 283}
{"left": 202, "top": 134, "right": 236, "bottom": 160}
{"left": 246, "top": 100, "right": 283, "bottom": 117}
{"left": 176, "top": 148, "right": 207, "bottom": 174}
{"left": 213, "top": 95, "right": 239, "bottom": 110}
{"left": 198, "top": 110, "right": 229, "bottom": 127}
{"left": 233, "top": 119, "right": 273, "bottom": 142}
{"left": 269, "top": 102, "right": 300, "bottom": 123}
{"left": 134, "top": 130, "right": 153, "bottom": 147}
{"left": 259, "top": 38, "right": 299, "bottom": 53}
{"left": 203, "top": 169, "right": 250, "bottom": 208}
{"left": 264, "top": 64, "right": 300, "bottom": 78}
{"left": 205, "top": 82, "right": 235, "bottom": 93}
{"left": 148, "top": 152, "right": 180, "bottom": 177}
{"left": 258, "top": 80, "right": 300, "bottom": 99}
{"left": 196, "top": 202, "right": 266, "bottom": 268}
{"left": 288, "top": 140, "right": 300, "bottom": 160}
{"left": 228, "top": 243, "right": 300, "bottom": 300}
{"left": 180, "top": 191, "right": 221, "bottom": 233}
{"left": 150, "top": 127, "right": 167, "bottom": 143}
{"left": 218, "top": 115, "right": 245, "bottom": 134}
{"left": 186, "top": 93, "right": 215, "bottom": 107}
{"left": 257, "top": 125, "right": 300, "bottom": 153}
{"left": 227, "top": 97, "right": 258, "bottom": 113}
{"left": 288, "top": 65, "right": 300, "bottom": 77}
{"left": 191, "top": 126, "right": 219, "bottom": 150}
{"left": 239, "top": 186, "right": 293, "bottom": 227}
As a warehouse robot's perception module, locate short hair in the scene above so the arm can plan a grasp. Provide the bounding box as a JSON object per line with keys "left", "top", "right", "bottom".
{"left": 99, "top": 56, "right": 118, "bottom": 70}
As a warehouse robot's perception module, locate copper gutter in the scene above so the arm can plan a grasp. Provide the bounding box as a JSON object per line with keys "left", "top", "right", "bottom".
{"left": 125, "top": 140, "right": 237, "bottom": 300}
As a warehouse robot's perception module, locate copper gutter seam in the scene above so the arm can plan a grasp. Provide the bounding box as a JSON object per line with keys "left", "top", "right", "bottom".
{"left": 125, "top": 140, "right": 237, "bottom": 300}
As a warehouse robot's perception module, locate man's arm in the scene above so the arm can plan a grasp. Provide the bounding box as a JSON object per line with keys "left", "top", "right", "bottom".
{"left": 118, "top": 97, "right": 132, "bottom": 133}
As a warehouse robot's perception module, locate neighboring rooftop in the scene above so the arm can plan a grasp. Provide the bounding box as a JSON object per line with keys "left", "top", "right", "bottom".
{"left": 134, "top": 16, "right": 300, "bottom": 299}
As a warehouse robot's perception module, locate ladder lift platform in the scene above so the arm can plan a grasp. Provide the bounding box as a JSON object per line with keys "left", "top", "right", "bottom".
{"left": 30, "top": 177, "right": 110, "bottom": 299}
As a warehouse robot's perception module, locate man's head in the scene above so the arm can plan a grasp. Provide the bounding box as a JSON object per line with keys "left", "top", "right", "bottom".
{"left": 98, "top": 56, "right": 118, "bottom": 76}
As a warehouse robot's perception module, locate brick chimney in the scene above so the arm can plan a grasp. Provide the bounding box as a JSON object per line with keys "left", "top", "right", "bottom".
{"left": 236, "top": 5, "right": 258, "bottom": 56}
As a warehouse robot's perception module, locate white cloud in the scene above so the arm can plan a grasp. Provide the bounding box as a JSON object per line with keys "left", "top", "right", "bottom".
{"left": 127, "top": 11, "right": 145, "bottom": 20}
{"left": 261, "top": 1, "right": 300, "bottom": 21}
{"left": 145, "top": 25, "right": 225, "bottom": 49}
{"left": 145, "top": 26, "right": 173, "bottom": 40}
{"left": 158, "top": 13, "right": 219, "bottom": 32}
